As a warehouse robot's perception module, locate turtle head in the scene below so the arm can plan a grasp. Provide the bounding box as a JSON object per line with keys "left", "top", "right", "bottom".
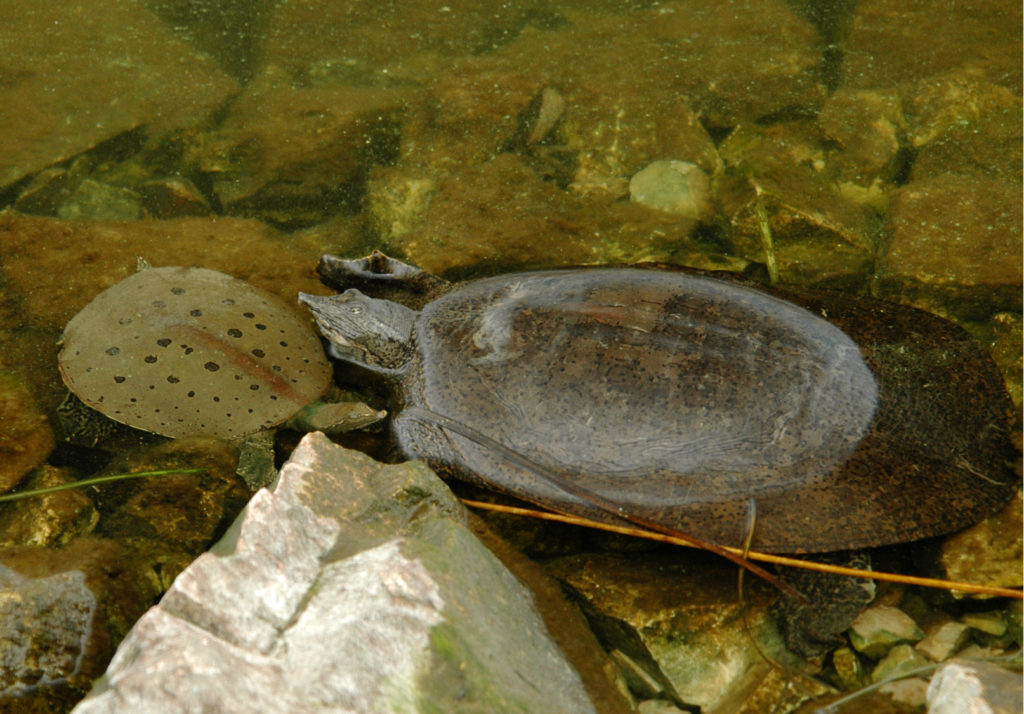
{"left": 299, "top": 290, "right": 418, "bottom": 372}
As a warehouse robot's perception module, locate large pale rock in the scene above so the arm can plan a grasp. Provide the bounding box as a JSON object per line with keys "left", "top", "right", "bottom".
{"left": 72, "top": 433, "right": 596, "bottom": 714}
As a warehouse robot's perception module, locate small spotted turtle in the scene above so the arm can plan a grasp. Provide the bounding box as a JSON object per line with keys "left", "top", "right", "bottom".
{"left": 300, "top": 253, "right": 1016, "bottom": 554}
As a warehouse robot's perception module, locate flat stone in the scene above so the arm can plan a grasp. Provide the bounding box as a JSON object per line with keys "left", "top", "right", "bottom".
{"left": 927, "top": 659, "right": 1023, "bottom": 714}
{"left": 0, "top": 1, "right": 237, "bottom": 190}
{"left": 877, "top": 677, "right": 929, "bottom": 709}
{"left": 841, "top": 0, "right": 1021, "bottom": 91}
{"left": 718, "top": 126, "right": 874, "bottom": 285}
{"left": 880, "top": 174, "right": 1022, "bottom": 312}
{"left": 71, "top": 433, "right": 597, "bottom": 714}
{"left": 0, "top": 466, "right": 97, "bottom": 548}
{"left": 0, "top": 214, "right": 328, "bottom": 333}
{"left": 383, "top": 152, "right": 725, "bottom": 275}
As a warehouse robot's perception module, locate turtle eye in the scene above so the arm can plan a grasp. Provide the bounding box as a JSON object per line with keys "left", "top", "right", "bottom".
{"left": 348, "top": 305, "right": 363, "bottom": 315}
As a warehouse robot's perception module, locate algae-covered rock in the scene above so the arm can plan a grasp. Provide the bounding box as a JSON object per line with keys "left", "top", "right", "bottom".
{"left": 0, "top": 373, "right": 55, "bottom": 493}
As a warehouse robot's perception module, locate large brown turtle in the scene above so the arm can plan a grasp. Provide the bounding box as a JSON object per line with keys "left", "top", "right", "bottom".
{"left": 299, "top": 253, "right": 1016, "bottom": 555}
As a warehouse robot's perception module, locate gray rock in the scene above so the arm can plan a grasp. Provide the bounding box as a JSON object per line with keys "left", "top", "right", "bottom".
{"left": 0, "top": 565, "right": 95, "bottom": 698}
{"left": 0, "top": 537, "right": 163, "bottom": 711}
{"left": 927, "top": 659, "right": 1022, "bottom": 714}
{"left": 72, "top": 432, "right": 596, "bottom": 714}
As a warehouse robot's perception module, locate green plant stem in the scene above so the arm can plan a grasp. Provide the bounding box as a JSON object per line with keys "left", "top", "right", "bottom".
{"left": 0, "top": 468, "right": 207, "bottom": 502}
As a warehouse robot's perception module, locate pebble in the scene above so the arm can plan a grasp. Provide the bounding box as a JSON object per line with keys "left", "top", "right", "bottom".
{"left": 915, "top": 621, "right": 971, "bottom": 662}
{"left": 848, "top": 605, "right": 924, "bottom": 659}
{"left": 629, "top": 160, "right": 711, "bottom": 220}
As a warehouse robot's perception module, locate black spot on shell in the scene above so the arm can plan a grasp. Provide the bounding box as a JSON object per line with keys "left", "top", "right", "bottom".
{"left": 249, "top": 384, "right": 259, "bottom": 391}
{"left": 190, "top": 309, "right": 202, "bottom": 317}
{"left": 243, "top": 312, "right": 255, "bottom": 318}
{"left": 114, "top": 376, "right": 126, "bottom": 383}
{"left": 157, "top": 338, "right": 171, "bottom": 347}
{"left": 222, "top": 298, "right": 236, "bottom": 305}
{"left": 280, "top": 341, "right": 289, "bottom": 347}
{"left": 252, "top": 348, "right": 266, "bottom": 358}
{"left": 167, "top": 376, "right": 180, "bottom": 384}
{"left": 144, "top": 355, "right": 158, "bottom": 363}
{"left": 171, "top": 287, "right": 185, "bottom": 295}
{"left": 183, "top": 346, "right": 194, "bottom": 355}
{"left": 256, "top": 324, "right": 267, "bottom": 330}
{"left": 105, "top": 346, "right": 120, "bottom": 356}
{"left": 187, "top": 391, "right": 195, "bottom": 397}
{"left": 227, "top": 328, "right": 242, "bottom": 338}
{"left": 213, "top": 396, "right": 220, "bottom": 402}
{"left": 204, "top": 362, "right": 220, "bottom": 372}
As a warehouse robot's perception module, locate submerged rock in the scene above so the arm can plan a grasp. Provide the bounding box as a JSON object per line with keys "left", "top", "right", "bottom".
{"left": 629, "top": 160, "right": 712, "bottom": 221}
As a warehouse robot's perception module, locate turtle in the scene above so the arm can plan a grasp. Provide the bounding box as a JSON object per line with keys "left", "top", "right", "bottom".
{"left": 298, "top": 252, "right": 1017, "bottom": 557}
{"left": 57, "top": 262, "right": 383, "bottom": 486}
